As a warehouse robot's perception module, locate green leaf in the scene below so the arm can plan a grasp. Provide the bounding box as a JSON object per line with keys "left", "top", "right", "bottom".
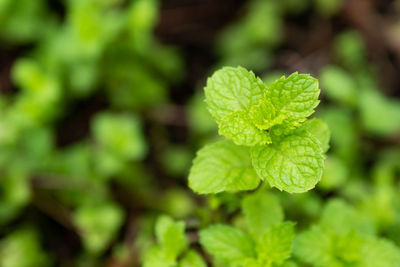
{"left": 320, "top": 199, "right": 355, "bottom": 236}
{"left": 0, "top": 227, "right": 51, "bottom": 267}
{"left": 314, "top": 0, "right": 343, "bottom": 17}
{"left": 320, "top": 107, "right": 358, "bottom": 162}
{"left": 281, "top": 261, "right": 299, "bottom": 267}
{"left": 188, "top": 92, "right": 217, "bottom": 134}
{"left": 179, "top": 250, "right": 207, "bottom": 267}
{"left": 334, "top": 31, "right": 366, "bottom": 69}
{"left": 242, "top": 258, "right": 261, "bottom": 267}
{"left": 360, "top": 237, "right": 400, "bottom": 267}
{"left": 143, "top": 247, "right": 175, "bottom": 267}
{"left": 249, "top": 98, "right": 284, "bottom": 130}
{"left": 251, "top": 130, "right": 324, "bottom": 193}
{"left": 242, "top": 192, "right": 283, "bottom": 239}
{"left": 359, "top": 89, "right": 400, "bottom": 137}
{"left": 297, "top": 118, "right": 330, "bottom": 153}
{"left": 334, "top": 231, "right": 363, "bottom": 263}
{"left": 257, "top": 73, "right": 320, "bottom": 131}
{"left": 73, "top": 201, "right": 124, "bottom": 254}
{"left": 319, "top": 156, "right": 349, "bottom": 190}
{"left": 155, "top": 215, "right": 188, "bottom": 261}
{"left": 127, "top": 0, "right": 159, "bottom": 32}
{"left": 219, "top": 110, "right": 271, "bottom": 146}
{"left": 92, "top": 112, "right": 147, "bottom": 160}
{"left": 189, "top": 140, "right": 260, "bottom": 194}
{"left": 199, "top": 224, "right": 256, "bottom": 263}
{"left": 256, "top": 222, "right": 295, "bottom": 265}
{"left": 293, "top": 225, "right": 338, "bottom": 267}
{"left": 320, "top": 65, "right": 357, "bottom": 106}
{"left": 204, "top": 66, "right": 266, "bottom": 123}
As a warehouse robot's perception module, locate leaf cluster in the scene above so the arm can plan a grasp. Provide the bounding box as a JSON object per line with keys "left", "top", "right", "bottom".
{"left": 189, "top": 66, "right": 330, "bottom": 194}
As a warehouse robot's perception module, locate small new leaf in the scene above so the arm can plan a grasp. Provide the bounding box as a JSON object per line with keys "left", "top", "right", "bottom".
{"left": 250, "top": 98, "right": 285, "bottom": 130}
{"left": 251, "top": 130, "right": 324, "bottom": 193}
{"left": 189, "top": 140, "right": 260, "bottom": 194}
{"left": 219, "top": 110, "right": 271, "bottom": 146}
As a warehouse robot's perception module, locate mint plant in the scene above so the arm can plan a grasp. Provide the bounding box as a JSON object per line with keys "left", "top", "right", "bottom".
{"left": 199, "top": 192, "right": 295, "bottom": 267}
{"left": 189, "top": 66, "right": 330, "bottom": 194}
{"left": 294, "top": 199, "right": 400, "bottom": 267}
{"left": 143, "top": 215, "right": 206, "bottom": 267}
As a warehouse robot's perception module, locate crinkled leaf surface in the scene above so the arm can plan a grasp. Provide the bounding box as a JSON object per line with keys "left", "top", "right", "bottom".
{"left": 189, "top": 140, "right": 260, "bottom": 194}
{"left": 251, "top": 130, "right": 324, "bottom": 193}
{"left": 219, "top": 110, "right": 271, "bottom": 146}
{"left": 260, "top": 73, "right": 320, "bottom": 130}
{"left": 250, "top": 98, "right": 284, "bottom": 130}
{"left": 204, "top": 66, "right": 266, "bottom": 123}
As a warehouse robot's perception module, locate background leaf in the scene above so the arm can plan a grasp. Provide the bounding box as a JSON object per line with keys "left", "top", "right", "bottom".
{"left": 199, "top": 224, "right": 256, "bottom": 263}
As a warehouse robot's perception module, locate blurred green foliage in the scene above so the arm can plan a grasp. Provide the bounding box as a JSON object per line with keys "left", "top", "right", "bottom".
{"left": 0, "top": 0, "right": 400, "bottom": 266}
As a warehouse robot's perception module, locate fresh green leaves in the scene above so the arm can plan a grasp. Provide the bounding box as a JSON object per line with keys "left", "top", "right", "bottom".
{"left": 198, "top": 195, "right": 400, "bottom": 267}
{"left": 219, "top": 110, "right": 271, "bottom": 146}
{"left": 360, "top": 237, "right": 400, "bottom": 267}
{"left": 293, "top": 225, "right": 334, "bottom": 267}
{"left": 190, "top": 66, "right": 329, "bottom": 194}
{"left": 252, "top": 129, "right": 324, "bottom": 193}
{"left": 204, "top": 67, "right": 320, "bottom": 145}
{"left": 179, "top": 250, "right": 207, "bottom": 267}
{"left": 320, "top": 65, "right": 357, "bottom": 106}
{"left": 92, "top": 112, "right": 147, "bottom": 161}
{"left": 199, "top": 225, "right": 256, "bottom": 262}
{"left": 92, "top": 112, "right": 147, "bottom": 176}
{"left": 359, "top": 89, "right": 400, "bottom": 137}
{"left": 293, "top": 199, "right": 400, "bottom": 267}
{"left": 143, "top": 215, "right": 206, "bottom": 267}
{"left": 0, "top": 227, "right": 51, "bottom": 267}
{"left": 242, "top": 192, "right": 283, "bottom": 239}
{"left": 262, "top": 73, "right": 320, "bottom": 131}
{"left": 73, "top": 201, "right": 124, "bottom": 254}
{"left": 188, "top": 140, "right": 260, "bottom": 194}
{"left": 300, "top": 118, "right": 330, "bottom": 153}
{"left": 256, "top": 222, "right": 295, "bottom": 265}
{"left": 199, "top": 192, "right": 295, "bottom": 266}
{"left": 155, "top": 215, "right": 188, "bottom": 261}
{"left": 204, "top": 66, "right": 265, "bottom": 124}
